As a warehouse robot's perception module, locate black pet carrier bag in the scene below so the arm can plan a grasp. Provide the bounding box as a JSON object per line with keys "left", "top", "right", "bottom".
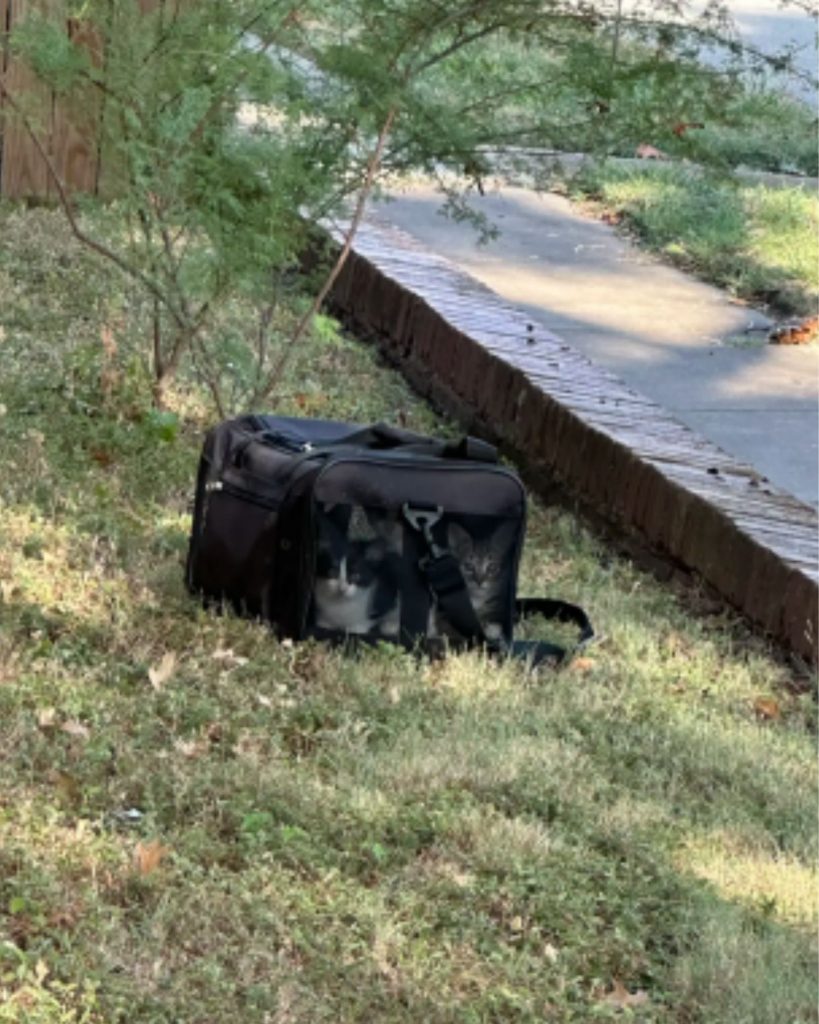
{"left": 186, "top": 415, "right": 593, "bottom": 666}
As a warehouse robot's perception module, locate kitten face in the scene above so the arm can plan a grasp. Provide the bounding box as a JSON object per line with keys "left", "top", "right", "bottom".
{"left": 312, "top": 505, "right": 400, "bottom": 635}
{"left": 448, "top": 522, "right": 515, "bottom": 595}
{"left": 315, "top": 544, "right": 377, "bottom": 595}
{"left": 314, "top": 541, "right": 380, "bottom": 629}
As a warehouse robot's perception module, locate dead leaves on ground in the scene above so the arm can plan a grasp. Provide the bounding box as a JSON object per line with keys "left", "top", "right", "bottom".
{"left": 60, "top": 719, "right": 91, "bottom": 741}
{"left": 134, "top": 839, "right": 171, "bottom": 876}
{"left": 600, "top": 978, "right": 650, "bottom": 1010}
{"left": 148, "top": 651, "right": 177, "bottom": 691}
{"left": 635, "top": 143, "right": 667, "bottom": 160}
{"left": 174, "top": 720, "right": 224, "bottom": 760}
{"left": 768, "top": 315, "right": 818, "bottom": 346}
{"left": 753, "top": 696, "right": 782, "bottom": 722}
{"left": 212, "top": 647, "right": 248, "bottom": 668}
{"left": 37, "top": 708, "right": 91, "bottom": 742}
{"left": 149, "top": 645, "right": 250, "bottom": 693}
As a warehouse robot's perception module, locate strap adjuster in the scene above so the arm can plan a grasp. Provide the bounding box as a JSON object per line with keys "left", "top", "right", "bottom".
{"left": 402, "top": 502, "right": 444, "bottom": 559}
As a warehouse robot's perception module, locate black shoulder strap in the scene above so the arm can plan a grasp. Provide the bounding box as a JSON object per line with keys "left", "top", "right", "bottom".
{"left": 509, "top": 598, "right": 595, "bottom": 668}
{"left": 422, "top": 551, "right": 486, "bottom": 641}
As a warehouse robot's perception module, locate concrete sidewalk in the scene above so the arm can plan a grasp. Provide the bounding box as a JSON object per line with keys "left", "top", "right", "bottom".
{"left": 373, "top": 182, "right": 818, "bottom": 506}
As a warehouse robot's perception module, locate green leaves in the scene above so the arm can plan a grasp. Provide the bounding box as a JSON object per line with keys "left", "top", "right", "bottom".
{"left": 11, "top": 16, "right": 91, "bottom": 96}
{"left": 9, "top": 0, "right": 806, "bottom": 416}
{"left": 143, "top": 410, "right": 180, "bottom": 444}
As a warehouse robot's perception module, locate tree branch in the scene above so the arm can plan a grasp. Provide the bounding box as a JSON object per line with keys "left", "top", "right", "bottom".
{"left": 254, "top": 105, "right": 398, "bottom": 403}
{"left": 0, "top": 75, "right": 189, "bottom": 331}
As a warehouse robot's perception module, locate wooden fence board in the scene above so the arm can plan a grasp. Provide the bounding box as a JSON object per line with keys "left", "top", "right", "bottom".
{"left": 1, "top": 0, "right": 103, "bottom": 199}
{"left": 1, "top": 0, "right": 9, "bottom": 180}
{"left": 50, "top": 16, "right": 101, "bottom": 196}
{"left": 0, "top": 0, "right": 53, "bottom": 199}
{"left": 1, "top": 0, "right": 10, "bottom": 74}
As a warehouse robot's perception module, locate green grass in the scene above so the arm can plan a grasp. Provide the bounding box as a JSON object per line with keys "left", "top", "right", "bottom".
{"left": 690, "top": 90, "right": 818, "bottom": 178}
{"left": 569, "top": 164, "right": 819, "bottom": 317}
{"left": 0, "top": 204, "right": 817, "bottom": 1023}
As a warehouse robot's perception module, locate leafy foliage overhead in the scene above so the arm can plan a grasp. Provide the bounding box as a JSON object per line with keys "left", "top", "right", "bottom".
{"left": 3, "top": 0, "right": 813, "bottom": 410}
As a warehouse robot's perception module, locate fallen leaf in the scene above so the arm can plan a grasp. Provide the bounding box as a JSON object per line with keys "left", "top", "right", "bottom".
{"left": 256, "top": 693, "right": 274, "bottom": 709}
{"left": 148, "top": 652, "right": 177, "bottom": 691}
{"left": 99, "top": 323, "right": 118, "bottom": 359}
{"left": 61, "top": 720, "right": 91, "bottom": 741}
{"left": 570, "top": 656, "right": 596, "bottom": 673}
{"left": 672, "top": 121, "right": 704, "bottom": 137}
{"left": 754, "top": 697, "right": 781, "bottom": 721}
{"left": 768, "top": 316, "right": 818, "bottom": 346}
{"left": 174, "top": 738, "right": 206, "bottom": 759}
{"left": 206, "top": 722, "right": 223, "bottom": 744}
{"left": 134, "top": 839, "right": 171, "bottom": 875}
{"left": 635, "top": 143, "right": 667, "bottom": 160}
{"left": 543, "top": 942, "right": 559, "bottom": 964}
{"left": 602, "top": 979, "right": 650, "bottom": 1009}
{"left": 37, "top": 707, "right": 58, "bottom": 731}
{"left": 212, "top": 648, "right": 248, "bottom": 667}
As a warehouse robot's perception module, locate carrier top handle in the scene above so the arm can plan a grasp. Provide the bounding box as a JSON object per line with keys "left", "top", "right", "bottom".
{"left": 325, "top": 423, "right": 498, "bottom": 463}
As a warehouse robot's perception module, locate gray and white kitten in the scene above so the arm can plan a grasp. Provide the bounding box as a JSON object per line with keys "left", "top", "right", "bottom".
{"left": 313, "top": 507, "right": 400, "bottom": 636}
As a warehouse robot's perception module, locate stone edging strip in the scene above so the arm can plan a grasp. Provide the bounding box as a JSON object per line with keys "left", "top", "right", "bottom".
{"left": 327, "top": 215, "right": 818, "bottom": 662}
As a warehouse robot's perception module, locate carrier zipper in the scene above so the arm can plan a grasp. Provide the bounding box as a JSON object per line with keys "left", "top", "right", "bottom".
{"left": 258, "top": 430, "right": 313, "bottom": 454}
{"left": 233, "top": 433, "right": 313, "bottom": 471}
{"left": 313, "top": 453, "right": 525, "bottom": 493}
{"left": 248, "top": 415, "right": 317, "bottom": 453}
{"left": 204, "top": 478, "right": 280, "bottom": 510}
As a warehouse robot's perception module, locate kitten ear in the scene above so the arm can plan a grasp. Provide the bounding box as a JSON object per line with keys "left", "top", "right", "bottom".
{"left": 447, "top": 521, "right": 473, "bottom": 556}
{"left": 493, "top": 519, "right": 518, "bottom": 552}
{"left": 364, "top": 508, "right": 400, "bottom": 544}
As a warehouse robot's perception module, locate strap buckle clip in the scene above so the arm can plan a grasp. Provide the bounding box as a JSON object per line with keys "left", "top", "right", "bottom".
{"left": 402, "top": 502, "right": 444, "bottom": 559}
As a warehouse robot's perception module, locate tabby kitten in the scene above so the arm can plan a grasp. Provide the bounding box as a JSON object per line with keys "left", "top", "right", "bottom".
{"left": 442, "top": 520, "right": 517, "bottom": 640}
